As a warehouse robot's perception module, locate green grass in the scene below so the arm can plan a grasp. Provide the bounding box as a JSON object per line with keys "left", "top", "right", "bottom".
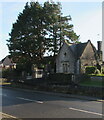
{"left": 80, "top": 80, "right": 104, "bottom": 87}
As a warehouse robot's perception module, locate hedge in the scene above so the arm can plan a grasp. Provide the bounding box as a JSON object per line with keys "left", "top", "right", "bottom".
{"left": 85, "top": 66, "right": 96, "bottom": 74}
{"left": 46, "top": 73, "right": 73, "bottom": 85}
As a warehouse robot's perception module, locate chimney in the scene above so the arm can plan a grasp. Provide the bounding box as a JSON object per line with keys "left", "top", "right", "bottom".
{"left": 97, "top": 41, "right": 102, "bottom": 61}
{"left": 97, "top": 41, "right": 102, "bottom": 51}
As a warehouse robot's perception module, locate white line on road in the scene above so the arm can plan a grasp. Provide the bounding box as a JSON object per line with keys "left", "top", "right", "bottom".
{"left": 0, "top": 112, "right": 17, "bottom": 119}
{"left": 17, "top": 97, "right": 35, "bottom": 102}
{"left": 69, "top": 107, "right": 103, "bottom": 116}
{"left": 17, "top": 97, "right": 43, "bottom": 104}
{"left": 0, "top": 94, "right": 7, "bottom": 97}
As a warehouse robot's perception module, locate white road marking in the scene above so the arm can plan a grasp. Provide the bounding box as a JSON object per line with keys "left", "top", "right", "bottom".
{"left": 17, "top": 97, "right": 35, "bottom": 102}
{"left": 69, "top": 107, "right": 103, "bottom": 116}
{"left": 0, "top": 93, "right": 7, "bottom": 97}
{"left": 17, "top": 97, "right": 43, "bottom": 104}
{"left": 0, "top": 112, "right": 17, "bottom": 119}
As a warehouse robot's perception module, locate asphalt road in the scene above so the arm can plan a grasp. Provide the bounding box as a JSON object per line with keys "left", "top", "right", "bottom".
{"left": 0, "top": 87, "right": 103, "bottom": 119}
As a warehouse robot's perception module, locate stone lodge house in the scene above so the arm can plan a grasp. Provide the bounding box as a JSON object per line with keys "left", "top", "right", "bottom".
{"left": 56, "top": 40, "right": 103, "bottom": 74}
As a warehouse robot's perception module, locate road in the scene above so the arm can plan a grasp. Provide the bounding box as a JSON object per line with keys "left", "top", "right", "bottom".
{"left": 0, "top": 87, "right": 103, "bottom": 119}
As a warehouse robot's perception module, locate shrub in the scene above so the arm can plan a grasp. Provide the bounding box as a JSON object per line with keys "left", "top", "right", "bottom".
{"left": 95, "top": 69, "right": 101, "bottom": 74}
{"left": 2, "top": 69, "right": 10, "bottom": 78}
{"left": 46, "top": 73, "right": 73, "bottom": 85}
{"left": 85, "top": 66, "right": 96, "bottom": 74}
{"left": 96, "top": 63, "right": 101, "bottom": 71}
{"left": 2, "top": 68, "right": 19, "bottom": 81}
{"left": 102, "top": 68, "right": 104, "bottom": 74}
{"left": 76, "top": 74, "right": 90, "bottom": 82}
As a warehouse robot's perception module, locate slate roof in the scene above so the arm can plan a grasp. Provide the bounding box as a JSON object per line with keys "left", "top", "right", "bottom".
{"left": 69, "top": 42, "right": 87, "bottom": 59}
{"left": 68, "top": 40, "right": 97, "bottom": 60}
{"left": 0, "top": 55, "right": 14, "bottom": 66}
{"left": 75, "top": 43, "right": 87, "bottom": 59}
{"left": 0, "top": 55, "right": 11, "bottom": 63}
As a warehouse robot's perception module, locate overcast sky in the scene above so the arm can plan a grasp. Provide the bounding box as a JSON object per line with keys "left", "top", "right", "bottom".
{"left": 0, "top": 0, "right": 102, "bottom": 60}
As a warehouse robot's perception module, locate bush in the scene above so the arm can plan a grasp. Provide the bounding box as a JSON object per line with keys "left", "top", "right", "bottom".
{"left": 76, "top": 74, "right": 90, "bottom": 82}
{"left": 85, "top": 66, "right": 96, "bottom": 74}
{"left": 95, "top": 69, "right": 101, "bottom": 74}
{"left": 2, "top": 68, "right": 19, "bottom": 81}
{"left": 102, "top": 68, "right": 104, "bottom": 74}
{"left": 46, "top": 73, "right": 73, "bottom": 85}
{"left": 2, "top": 69, "right": 10, "bottom": 78}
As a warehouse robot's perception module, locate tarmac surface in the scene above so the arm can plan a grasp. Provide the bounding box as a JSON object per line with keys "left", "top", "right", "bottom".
{"left": 1, "top": 87, "right": 103, "bottom": 119}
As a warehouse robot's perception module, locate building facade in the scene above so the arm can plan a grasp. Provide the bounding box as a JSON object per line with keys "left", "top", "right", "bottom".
{"left": 56, "top": 40, "right": 102, "bottom": 74}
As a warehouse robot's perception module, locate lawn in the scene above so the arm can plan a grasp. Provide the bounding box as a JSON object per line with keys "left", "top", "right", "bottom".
{"left": 80, "top": 80, "right": 104, "bottom": 87}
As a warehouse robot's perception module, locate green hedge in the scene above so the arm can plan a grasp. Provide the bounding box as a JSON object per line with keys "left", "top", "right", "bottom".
{"left": 85, "top": 66, "right": 96, "bottom": 74}
{"left": 46, "top": 73, "right": 73, "bottom": 85}
{"left": 2, "top": 69, "right": 11, "bottom": 78}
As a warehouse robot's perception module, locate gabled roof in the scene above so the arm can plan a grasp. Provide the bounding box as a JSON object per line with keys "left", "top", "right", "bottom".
{"left": 75, "top": 42, "right": 87, "bottom": 59}
{"left": 0, "top": 55, "right": 14, "bottom": 66}
{"left": 68, "top": 42, "right": 87, "bottom": 59}
{"left": 65, "top": 40, "right": 96, "bottom": 60}
{"left": 0, "top": 55, "right": 11, "bottom": 63}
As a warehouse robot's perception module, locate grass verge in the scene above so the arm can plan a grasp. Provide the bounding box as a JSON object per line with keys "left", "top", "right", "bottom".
{"left": 80, "top": 80, "right": 104, "bottom": 87}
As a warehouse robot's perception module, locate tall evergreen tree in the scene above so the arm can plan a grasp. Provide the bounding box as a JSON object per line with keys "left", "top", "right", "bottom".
{"left": 43, "top": 1, "right": 79, "bottom": 55}
{"left": 7, "top": 2, "right": 47, "bottom": 71}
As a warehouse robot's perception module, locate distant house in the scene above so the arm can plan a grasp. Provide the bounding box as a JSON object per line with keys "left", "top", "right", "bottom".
{"left": 0, "top": 56, "right": 16, "bottom": 69}
{"left": 56, "top": 40, "right": 103, "bottom": 74}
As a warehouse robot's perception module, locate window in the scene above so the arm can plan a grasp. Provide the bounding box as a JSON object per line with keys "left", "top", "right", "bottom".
{"left": 63, "top": 63, "right": 68, "bottom": 73}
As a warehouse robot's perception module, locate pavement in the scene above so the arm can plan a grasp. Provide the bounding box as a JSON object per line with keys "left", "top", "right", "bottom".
{"left": 1, "top": 87, "right": 103, "bottom": 118}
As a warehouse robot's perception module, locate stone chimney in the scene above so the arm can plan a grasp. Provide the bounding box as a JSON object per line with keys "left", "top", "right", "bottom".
{"left": 97, "top": 41, "right": 102, "bottom": 51}
{"left": 102, "top": 40, "right": 104, "bottom": 61}
{"left": 97, "top": 41, "right": 102, "bottom": 61}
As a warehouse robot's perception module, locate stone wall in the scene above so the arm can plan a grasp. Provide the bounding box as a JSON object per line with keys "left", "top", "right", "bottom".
{"left": 56, "top": 43, "right": 75, "bottom": 74}
{"left": 80, "top": 42, "right": 97, "bottom": 73}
